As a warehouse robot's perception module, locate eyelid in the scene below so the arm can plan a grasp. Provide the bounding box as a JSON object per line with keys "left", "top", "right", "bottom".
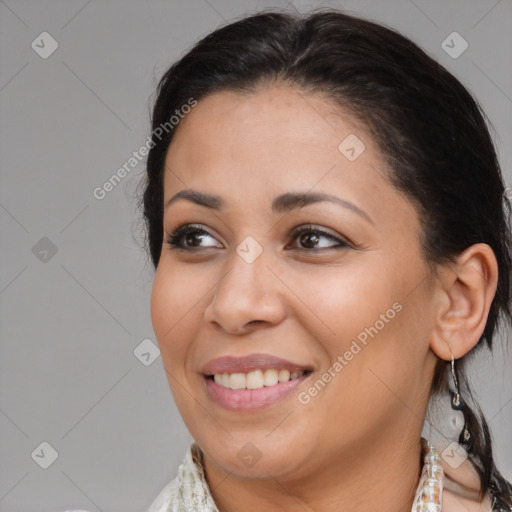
{"left": 289, "top": 224, "right": 339, "bottom": 239}
{"left": 166, "top": 223, "right": 224, "bottom": 249}
{"left": 287, "top": 224, "right": 351, "bottom": 248}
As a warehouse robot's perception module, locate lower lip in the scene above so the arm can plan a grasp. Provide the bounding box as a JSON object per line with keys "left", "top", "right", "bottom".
{"left": 203, "top": 373, "right": 311, "bottom": 411}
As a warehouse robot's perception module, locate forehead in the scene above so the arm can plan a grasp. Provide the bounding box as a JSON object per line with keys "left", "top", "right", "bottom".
{"left": 164, "top": 86, "right": 381, "bottom": 187}
{"left": 160, "top": 86, "right": 419, "bottom": 237}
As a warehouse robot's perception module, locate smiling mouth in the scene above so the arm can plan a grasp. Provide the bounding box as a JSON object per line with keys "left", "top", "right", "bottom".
{"left": 206, "top": 369, "right": 311, "bottom": 390}
{"left": 203, "top": 369, "right": 313, "bottom": 411}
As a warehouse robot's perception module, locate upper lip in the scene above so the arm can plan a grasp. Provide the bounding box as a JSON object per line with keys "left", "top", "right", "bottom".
{"left": 202, "top": 353, "right": 313, "bottom": 376}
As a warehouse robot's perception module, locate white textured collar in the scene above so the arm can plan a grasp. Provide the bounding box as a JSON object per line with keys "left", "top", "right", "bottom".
{"left": 148, "top": 442, "right": 219, "bottom": 512}
{"left": 147, "top": 440, "right": 497, "bottom": 512}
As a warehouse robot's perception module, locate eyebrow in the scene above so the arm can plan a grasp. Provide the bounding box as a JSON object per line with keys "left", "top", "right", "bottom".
{"left": 165, "top": 189, "right": 373, "bottom": 224}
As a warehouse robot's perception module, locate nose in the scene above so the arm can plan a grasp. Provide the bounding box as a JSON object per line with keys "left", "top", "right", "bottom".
{"left": 204, "top": 247, "right": 287, "bottom": 335}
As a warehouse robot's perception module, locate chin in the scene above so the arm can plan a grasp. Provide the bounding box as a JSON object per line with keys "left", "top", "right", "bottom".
{"left": 197, "top": 431, "right": 314, "bottom": 480}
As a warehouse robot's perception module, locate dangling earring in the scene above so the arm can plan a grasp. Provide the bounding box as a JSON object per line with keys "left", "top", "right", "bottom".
{"left": 449, "top": 351, "right": 471, "bottom": 446}
{"left": 450, "top": 352, "right": 463, "bottom": 410}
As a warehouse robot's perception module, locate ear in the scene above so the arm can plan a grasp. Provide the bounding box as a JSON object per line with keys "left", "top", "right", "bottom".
{"left": 429, "top": 243, "right": 498, "bottom": 361}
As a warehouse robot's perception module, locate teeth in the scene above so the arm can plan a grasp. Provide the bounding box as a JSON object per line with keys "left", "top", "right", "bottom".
{"left": 247, "top": 370, "right": 263, "bottom": 389}
{"left": 212, "top": 369, "right": 306, "bottom": 390}
{"left": 278, "top": 369, "right": 291, "bottom": 382}
{"left": 263, "top": 369, "right": 279, "bottom": 386}
{"left": 229, "top": 373, "right": 246, "bottom": 390}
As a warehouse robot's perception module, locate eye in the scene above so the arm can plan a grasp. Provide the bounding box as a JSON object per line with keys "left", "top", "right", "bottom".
{"left": 166, "top": 223, "right": 350, "bottom": 251}
{"left": 166, "top": 224, "right": 223, "bottom": 250}
{"left": 287, "top": 224, "right": 349, "bottom": 250}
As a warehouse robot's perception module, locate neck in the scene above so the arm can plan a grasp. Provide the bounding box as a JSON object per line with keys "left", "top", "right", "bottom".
{"left": 202, "top": 431, "right": 424, "bottom": 512}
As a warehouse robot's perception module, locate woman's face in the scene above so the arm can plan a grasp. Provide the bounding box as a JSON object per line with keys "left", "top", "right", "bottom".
{"left": 151, "top": 85, "right": 439, "bottom": 479}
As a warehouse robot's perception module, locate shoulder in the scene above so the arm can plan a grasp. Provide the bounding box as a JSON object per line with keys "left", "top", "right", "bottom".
{"left": 488, "top": 476, "right": 512, "bottom": 512}
{"left": 441, "top": 453, "right": 512, "bottom": 512}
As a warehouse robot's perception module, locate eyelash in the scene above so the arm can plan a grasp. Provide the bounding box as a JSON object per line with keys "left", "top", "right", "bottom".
{"left": 165, "top": 224, "right": 350, "bottom": 251}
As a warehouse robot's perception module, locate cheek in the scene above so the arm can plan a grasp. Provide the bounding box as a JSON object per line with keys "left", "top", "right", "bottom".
{"left": 150, "top": 263, "right": 206, "bottom": 369}
{"left": 290, "top": 252, "right": 429, "bottom": 396}
{"left": 288, "top": 259, "right": 402, "bottom": 347}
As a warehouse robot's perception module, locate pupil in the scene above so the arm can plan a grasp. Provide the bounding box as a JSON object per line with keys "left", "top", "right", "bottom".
{"left": 301, "top": 233, "right": 318, "bottom": 248}
{"left": 186, "top": 233, "right": 201, "bottom": 246}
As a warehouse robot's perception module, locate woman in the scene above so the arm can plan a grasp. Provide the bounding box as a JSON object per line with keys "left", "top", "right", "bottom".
{"left": 140, "top": 8, "right": 512, "bottom": 512}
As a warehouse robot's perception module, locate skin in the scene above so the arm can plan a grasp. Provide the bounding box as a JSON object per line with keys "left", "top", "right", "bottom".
{"left": 150, "top": 84, "right": 498, "bottom": 512}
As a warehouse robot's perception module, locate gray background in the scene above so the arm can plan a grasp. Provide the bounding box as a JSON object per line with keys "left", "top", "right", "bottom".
{"left": 0, "top": 0, "right": 511, "bottom": 510}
